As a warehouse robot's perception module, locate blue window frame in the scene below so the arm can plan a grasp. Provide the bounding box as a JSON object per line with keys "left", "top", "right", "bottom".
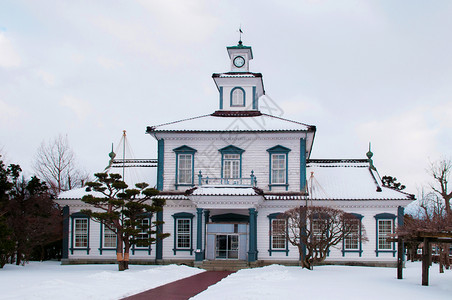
{"left": 342, "top": 213, "right": 364, "bottom": 257}
{"left": 70, "top": 212, "right": 90, "bottom": 254}
{"left": 230, "top": 87, "right": 246, "bottom": 107}
{"left": 132, "top": 214, "right": 153, "bottom": 255}
{"left": 267, "top": 145, "right": 291, "bottom": 191}
{"left": 219, "top": 145, "right": 245, "bottom": 180}
{"left": 99, "top": 223, "right": 116, "bottom": 255}
{"left": 173, "top": 145, "right": 197, "bottom": 189}
{"left": 375, "top": 213, "right": 397, "bottom": 257}
{"left": 268, "top": 213, "right": 289, "bottom": 256}
{"left": 172, "top": 212, "right": 194, "bottom": 255}
{"left": 310, "top": 213, "right": 331, "bottom": 257}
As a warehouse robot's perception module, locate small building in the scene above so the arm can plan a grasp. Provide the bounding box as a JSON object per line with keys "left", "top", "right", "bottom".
{"left": 57, "top": 40, "right": 414, "bottom": 267}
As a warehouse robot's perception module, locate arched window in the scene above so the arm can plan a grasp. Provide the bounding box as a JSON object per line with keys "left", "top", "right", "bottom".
{"left": 231, "top": 87, "right": 245, "bottom": 107}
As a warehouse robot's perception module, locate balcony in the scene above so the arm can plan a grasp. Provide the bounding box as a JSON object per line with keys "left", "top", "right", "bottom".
{"left": 197, "top": 170, "right": 257, "bottom": 187}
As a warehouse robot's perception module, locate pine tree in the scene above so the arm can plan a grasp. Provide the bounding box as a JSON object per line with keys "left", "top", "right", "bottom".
{"left": 82, "top": 173, "right": 169, "bottom": 271}
{"left": 382, "top": 176, "right": 406, "bottom": 191}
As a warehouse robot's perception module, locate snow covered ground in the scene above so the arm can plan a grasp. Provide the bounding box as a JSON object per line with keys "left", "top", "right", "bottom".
{"left": 0, "top": 261, "right": 204, "bottom": 299}
{"left": 193, "top": 263, "right": 452, "bottom": 300}
{"left": 0, "top": 261, "right": 451, "bottom": 300}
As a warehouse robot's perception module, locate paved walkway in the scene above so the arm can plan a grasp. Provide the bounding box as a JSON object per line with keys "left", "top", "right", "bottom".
{"left": 122, "top": 270, "right": 233, "bottom": 300}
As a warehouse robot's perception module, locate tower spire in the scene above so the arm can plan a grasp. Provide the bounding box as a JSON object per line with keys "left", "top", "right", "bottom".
{"left": 238, "top": 26, "right": 243, "bottom": 45}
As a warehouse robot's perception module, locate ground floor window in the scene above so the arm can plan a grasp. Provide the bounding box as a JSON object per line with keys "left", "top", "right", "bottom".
{"left": 131, "top": 216, "right": 153, "bottom": 255}
{"left": 272, "top": 219, "right": 286, "bottom": 249}
{"left": 136, "top": 218, "right": 150, "bottom": 247}
{"left": 103, "top": 226, "right": 116, "bottom": 248}
{"left": 378, "top": 219, "right": 393, "bottom": 250}
{"left": 75, "top": 219, "right": 88, "bottom": 247}
{"left": 375, "top": 213, "right": 396, "bottom": 256}
{"left": 342, "top": 214, "right": 363, "bottom": 257}
{"left": 268, "top": 213, "right": 289, "bottom": 255}
{"left": 177, "top": 219, "right": 191, "bottom": 248}
{"left": 70, "top": 212, "right": 90, "bottom": 254}
{"left": 311, "top": 219, "right": 327, "bottom": 243}
{"left": 172, "top": 212, "right": 194, "bottom": 255}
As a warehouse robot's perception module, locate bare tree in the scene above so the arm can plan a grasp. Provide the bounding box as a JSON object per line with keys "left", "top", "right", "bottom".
{"left": 33, "top": 135, "right": 89, "bottom": 195}
{"left": 428, "top": 158, "right": 452, "bottom": 272}
{"left": 398, "top": 191, "right": 452, "bottom": 272}
{"left": 279, "top": 206, "right": 367, "bottom": 269}
{"left": 429, "top": 158, "right": 452, "bottom": 215}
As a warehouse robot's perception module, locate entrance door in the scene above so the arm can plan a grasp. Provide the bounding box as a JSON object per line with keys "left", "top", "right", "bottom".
{"left": 215, "top": 234, "right": 239, "bottom": 259}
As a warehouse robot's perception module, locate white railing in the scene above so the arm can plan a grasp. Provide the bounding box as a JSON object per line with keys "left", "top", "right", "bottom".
{"left": 197, "top": 170, "right": 257, "bottom": 187}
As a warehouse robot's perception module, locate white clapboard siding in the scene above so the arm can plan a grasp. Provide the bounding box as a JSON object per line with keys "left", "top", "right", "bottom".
{"left": 68, "top": 206, "right": 156, "bottom": 260}
{"left": 254, "top": 203, "right": 401, "bottom": 263}
{"left": 161, "top": 206, "right": 198, "bottom": 260}
{"left": 161, "top": 132, "right": 306, "bottom": 192}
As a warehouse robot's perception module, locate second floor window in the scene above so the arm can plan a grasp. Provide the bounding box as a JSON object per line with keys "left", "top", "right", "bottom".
{"left": 174, "top": 145, "right": 197, "bottom": 187}
{"left": 178, "top": 154, "right": 192, "bottom": 184}
{"left": 223, "top": 154, "right": 240, "bottom": 178}
{"left": 219, "top": 145, "right": 245, "bottom": 182}
{"left": 267, "top": 145, "right": 291, "bottom": 189}
{"left": 271, "top": 154, "right": 286, "bottom": 184}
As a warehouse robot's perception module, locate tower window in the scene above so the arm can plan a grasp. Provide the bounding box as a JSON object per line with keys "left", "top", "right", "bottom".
{"left": 230, "top": 87, "right": 245, "bottom": 107}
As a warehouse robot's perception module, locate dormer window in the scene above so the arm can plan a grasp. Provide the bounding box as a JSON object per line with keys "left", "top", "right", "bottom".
{"left": 231, "top": 87, "right": 245, "bottom": 107}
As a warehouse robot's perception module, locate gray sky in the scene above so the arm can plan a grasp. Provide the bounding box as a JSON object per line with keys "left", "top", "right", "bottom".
{"left": 1, "top": 0, "right": 451, "bottom": 194}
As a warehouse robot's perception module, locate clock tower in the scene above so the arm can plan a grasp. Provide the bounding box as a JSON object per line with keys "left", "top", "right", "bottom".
{"left": 212, "top": 40, "right": 265, "bottom": 113}
{"left": 228, "top": 40, "right": 252, "bottom": 72}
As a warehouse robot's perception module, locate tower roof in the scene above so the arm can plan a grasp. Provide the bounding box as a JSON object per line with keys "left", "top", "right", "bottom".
{"left": 227, "top": 41, "right": 253, "bottom": 59}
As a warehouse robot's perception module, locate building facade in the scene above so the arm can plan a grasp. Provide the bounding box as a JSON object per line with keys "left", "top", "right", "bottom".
{"left": 58, "top": 41, "right": 414, "bottom": 267}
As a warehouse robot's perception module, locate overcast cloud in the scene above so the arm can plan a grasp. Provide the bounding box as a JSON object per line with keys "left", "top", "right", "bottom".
{"left": 0, "top": 0, "right": 451, "bottom": 194}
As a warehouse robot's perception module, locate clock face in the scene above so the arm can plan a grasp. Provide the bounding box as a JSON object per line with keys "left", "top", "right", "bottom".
{"left": 233, "top": 56, "right": 245, "bottom": 68}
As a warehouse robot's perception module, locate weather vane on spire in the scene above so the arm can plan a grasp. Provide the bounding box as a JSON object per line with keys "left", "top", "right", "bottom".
{"left": 238, "top": 25, "right": 243, "bottom": 44}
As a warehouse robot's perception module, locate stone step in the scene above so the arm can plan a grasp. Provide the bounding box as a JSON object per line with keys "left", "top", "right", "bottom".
{"left": 201, "top": 260, "right": 249, "bottom": 271}
{"left": 202, "top": 261, "right": 248, "bottom": 266}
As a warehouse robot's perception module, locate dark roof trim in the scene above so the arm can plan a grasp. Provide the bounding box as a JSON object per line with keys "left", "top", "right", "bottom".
{"left": 212, "top": 72, "right": 262, "bottom": 78}
{"left": 212, "top": 110, "right": 262, "bottom": 117}
{"left": 307, "top": 159, "right": 369, "bottom": 164}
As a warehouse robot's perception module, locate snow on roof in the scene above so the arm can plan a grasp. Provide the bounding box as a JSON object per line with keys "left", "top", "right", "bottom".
{"left": 306, "top": 160, "right": 413, "bottom": 200}
{"left": 58, "top": 162, "right": 156, "bottom": 200}
{"left": 58, "top": 187, "right": 101, "bottom": 199}
{"left": 147, "top": 113, "right": 314, "bottom": 132}
{"left": 191, "top": 186, "right": 259, "bottom": 196}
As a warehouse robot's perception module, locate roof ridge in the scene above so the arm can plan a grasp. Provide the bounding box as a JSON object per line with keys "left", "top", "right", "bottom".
{"left": 147, "top": 113, "right": 212, "bottom": 132}
{"left": 260, "top": 113, "right": 315, "bottom": 129}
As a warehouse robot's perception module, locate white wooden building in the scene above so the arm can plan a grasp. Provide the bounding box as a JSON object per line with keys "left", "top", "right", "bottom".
{"left": 57, "top": 41, "right": 414, "bottom": 267}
